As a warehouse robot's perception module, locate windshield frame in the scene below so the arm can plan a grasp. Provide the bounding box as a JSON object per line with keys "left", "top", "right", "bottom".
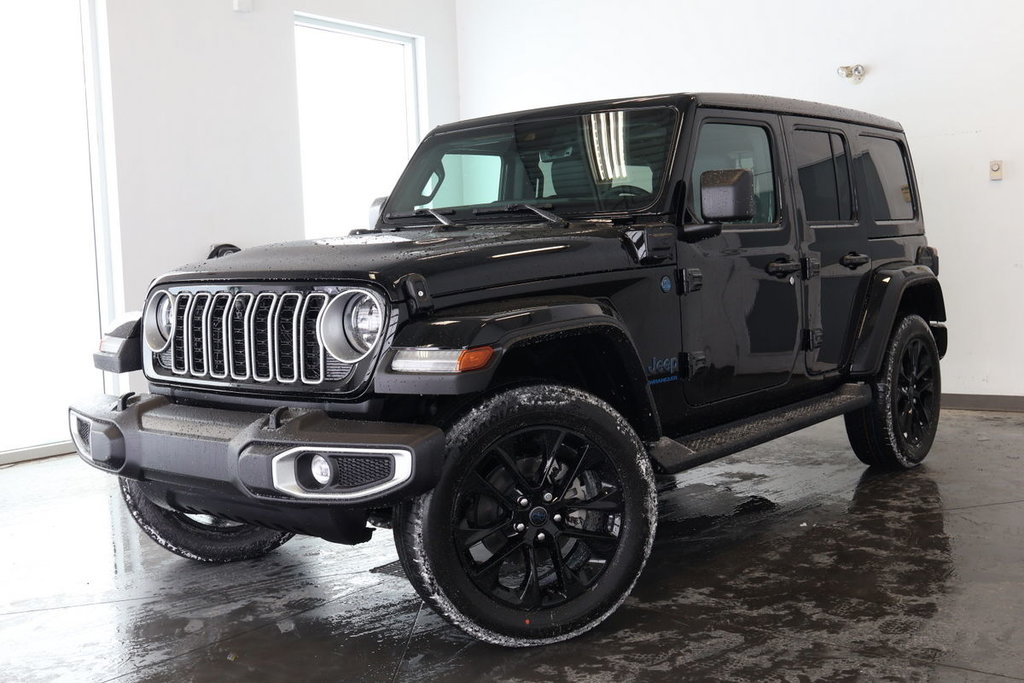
{"left": 381, "top": 105, "right": 683, "bottom": 228}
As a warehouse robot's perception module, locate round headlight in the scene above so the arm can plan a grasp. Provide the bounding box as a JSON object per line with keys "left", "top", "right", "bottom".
{"left": 144, "top": 292, "right": 174, "bottom": 352}
{"left": 345, "top": 294, "right": 383, "bottom": 354}
{"left": 156, "top": 296, "right": 173, "bottom": 340}
{"left": 319, "top": 290, "right": 385, "bottom": 363}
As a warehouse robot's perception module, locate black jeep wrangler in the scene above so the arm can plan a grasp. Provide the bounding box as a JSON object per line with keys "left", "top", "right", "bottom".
{"left": 70, "top": 93, "right": 945, "bottom": 646}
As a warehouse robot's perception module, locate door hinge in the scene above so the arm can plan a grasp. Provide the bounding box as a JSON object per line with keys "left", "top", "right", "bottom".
{"left": 624, "top": 227, "right": 674, "bottom": 264}
{"left": 679, "top": 268, "right": 704, "bottom": 294}
{"left": 802, "top": 257, "right": 821, "bottom": 280}
{"left": 681, "top": 351, "right": 709, "bottom": 378}
{"left": 803, "top": 328, "right": 824, "bottom": 350}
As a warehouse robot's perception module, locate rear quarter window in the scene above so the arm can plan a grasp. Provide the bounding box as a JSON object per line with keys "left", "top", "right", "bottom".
{"left": 858, "top": 136, "right": 914, "bottom": 221}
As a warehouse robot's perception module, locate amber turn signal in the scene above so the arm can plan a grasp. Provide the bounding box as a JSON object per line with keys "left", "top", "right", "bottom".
{"left": 457, "top": 346, "right": 494, "bottom": 372}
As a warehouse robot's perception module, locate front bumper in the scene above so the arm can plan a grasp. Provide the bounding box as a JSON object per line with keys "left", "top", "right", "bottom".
{"left": 69, "top": 394, "right": 445, "bottom": 543}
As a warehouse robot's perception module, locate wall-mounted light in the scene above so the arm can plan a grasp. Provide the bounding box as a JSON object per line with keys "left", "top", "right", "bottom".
{"left": 837, "top": 64, "right": 866, "bottom": 84}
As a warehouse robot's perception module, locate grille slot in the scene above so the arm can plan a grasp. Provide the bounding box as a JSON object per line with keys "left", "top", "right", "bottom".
{"left": 228, "top": 293, "right": 254, "bottom": 380}
{"left": 251, "top": 293, "right": 277, "bottom": 382}
{"left": 171, "top": 293, "right": 192, "bottom": 374}
{"left": 274, "top": 293, "right": 302, "bottom": 383}
{"left": 207, "top": 293, "right": 231, "bottom": 378}
{"left": 162, "top": 288, "right": 363, "bottom": 387}
{"left": 189, "top": 293, "right": 211, "bottom": 376}
{"left": 300, "top": 293, "right": 328, "bottom": 384}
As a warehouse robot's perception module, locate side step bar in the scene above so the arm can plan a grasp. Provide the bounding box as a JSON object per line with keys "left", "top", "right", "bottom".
{"left": 649, "top": 383, "right": 873, "bottom": 474}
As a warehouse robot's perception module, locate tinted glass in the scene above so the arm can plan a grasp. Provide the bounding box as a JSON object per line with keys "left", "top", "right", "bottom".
{"left": 831, "top": 133, "right": 852, "bottom": 220}
{"left": 691, "top": 123, "right": 775, "bottom": 224}
{"left": 793, "top": 130, "right": 838, "bottom": 221}
{"left": 423, "top": 153, "right": 502, "bottom": 208}
{"left": 792, "top": 130, "right": 853, "bottom": 222}
{"left": 387, "top": 108, "right": 678, "bottom": 218}
{"left": 859, "top": 136, "right": 913, "bottom": 221}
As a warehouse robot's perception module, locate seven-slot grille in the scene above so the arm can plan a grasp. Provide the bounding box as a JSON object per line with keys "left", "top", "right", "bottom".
{"left": 160, "top": 289, "right": 354, "bottom": 386}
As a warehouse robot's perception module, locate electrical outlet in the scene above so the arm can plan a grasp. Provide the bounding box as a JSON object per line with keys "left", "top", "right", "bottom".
{"left": 990, "top": 160, "right": 1004, "bottom": 181}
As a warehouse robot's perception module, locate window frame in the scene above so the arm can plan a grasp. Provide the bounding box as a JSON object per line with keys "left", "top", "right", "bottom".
{"left": 685, "top": 117, "right": 785, "bottom": 233}
{"left": 790, "top": 125, "right": 858, "bottom": 228}
{"left": 857, "top": 133, "right": 918, "bottom": 224}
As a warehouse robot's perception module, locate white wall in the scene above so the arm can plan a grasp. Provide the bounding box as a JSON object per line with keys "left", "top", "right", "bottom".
{"left": 103, "top": 0, "right": 460, "bottom": 313}
{"left": 456, "top": 0, "right": 1024, "bottom": 397}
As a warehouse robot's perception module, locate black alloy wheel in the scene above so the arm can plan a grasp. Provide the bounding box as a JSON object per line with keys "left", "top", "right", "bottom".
{"left": 894, "top": 336, "right": 938, "bottom": 447}
{"left": 394, "top": 384, "right": 657, "bottom": 646}
{"left": 453, "top": 425, "right": 626, "bottom": 611}
{"left": 846, "top": 314, "right": 941, "bottom": 469}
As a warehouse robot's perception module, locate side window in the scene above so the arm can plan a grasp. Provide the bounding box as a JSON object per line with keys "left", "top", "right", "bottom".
{"left": 419, "top": 153, "right": 502, "bottom": 209}
{"left": 858, "top": 136, "right": 914, "bottom": 221}
{"left": 691, "top": 123, "right": 776, "bottom": 224}
{"left": 792, "top": 130, "right": 853, "bottom": 222}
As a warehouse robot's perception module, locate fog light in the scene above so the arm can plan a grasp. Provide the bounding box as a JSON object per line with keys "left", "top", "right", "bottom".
{"left": 310, "top": 454, "right": 332, "bottom": 486}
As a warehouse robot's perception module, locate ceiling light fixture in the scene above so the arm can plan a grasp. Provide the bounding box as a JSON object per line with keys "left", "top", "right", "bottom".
{"left": 837, "top": 64, "right": 866, "bottom": 84}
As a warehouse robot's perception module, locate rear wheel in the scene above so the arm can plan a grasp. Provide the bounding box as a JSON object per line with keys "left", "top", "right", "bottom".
{"left": 394, "top": 384, "right": 656, "bottom": 646}
{"left": 845, "top": 314, "right": 941, "bottom": 469}
{"left": 119, "top": 478, "right": 293, "bottom": 562}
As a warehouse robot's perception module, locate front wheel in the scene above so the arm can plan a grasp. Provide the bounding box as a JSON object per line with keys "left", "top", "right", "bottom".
{"left": 845, "top": 314, "right": 941, "bottom": 469}
{"left": 394, "top": 385, "right": 657, "bottom": 646}
{"left": 120, "top": 478, "right": 293, "bottom": 562}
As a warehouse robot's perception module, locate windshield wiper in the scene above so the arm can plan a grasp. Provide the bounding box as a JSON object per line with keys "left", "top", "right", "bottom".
{"left": 384, "top": 208, "right": 462, "bottom": 230}
{"left": 472, "top": 203, "right": 568, "bottom": 228}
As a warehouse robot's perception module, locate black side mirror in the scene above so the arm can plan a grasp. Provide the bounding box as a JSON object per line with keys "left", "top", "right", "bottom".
{"left": 700, "top": 169, "right": 755, "bottom": 222}
{"left": 369, "top": 196, "right": 388, "bottom": 228}
{"left": 680, "top": 169, "right": 755, "bottom": 243}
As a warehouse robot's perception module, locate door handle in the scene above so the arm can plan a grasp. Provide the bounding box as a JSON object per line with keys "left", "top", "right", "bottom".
{"left": 766, "top": 259, "right": 802, "bottom": 278}
{"left": 840, "top": 252, "right": 870, "bottom": 269}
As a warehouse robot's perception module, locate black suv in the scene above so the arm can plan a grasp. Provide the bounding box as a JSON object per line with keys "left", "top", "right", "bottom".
{"left": 70, "top": 93, "right": 945, "bottom": 646}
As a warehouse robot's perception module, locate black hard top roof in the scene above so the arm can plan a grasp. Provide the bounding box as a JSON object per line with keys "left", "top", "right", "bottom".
{"left": 432, "top": 92, "right": 903, "bottom": 134}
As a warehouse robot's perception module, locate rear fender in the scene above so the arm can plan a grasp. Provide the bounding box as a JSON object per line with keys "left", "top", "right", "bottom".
{"left": 848, "top": 264, "right": 946, "bottom": 376}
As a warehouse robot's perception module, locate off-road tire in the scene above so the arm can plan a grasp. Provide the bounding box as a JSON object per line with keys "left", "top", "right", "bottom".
{"left": 120, "top": 478, "right": 293, "bottom": 563}
{"left": 393, "top": 384, "right": 657, "bottom": 646}
{"left": 845, "top": 314, "right": 941, "bottom": 469}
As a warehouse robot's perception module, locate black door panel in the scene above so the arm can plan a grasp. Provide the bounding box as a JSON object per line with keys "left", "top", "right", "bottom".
{"left": 784, "top": 118, "right": 871, "bottom": 373}
{"left": 679, "top": 112, "right": 803, "bottom": 406}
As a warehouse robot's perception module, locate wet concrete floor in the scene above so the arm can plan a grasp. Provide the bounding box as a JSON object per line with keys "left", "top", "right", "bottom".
{"left": 2, "top": 409, "right": 1023, "bottom": 682}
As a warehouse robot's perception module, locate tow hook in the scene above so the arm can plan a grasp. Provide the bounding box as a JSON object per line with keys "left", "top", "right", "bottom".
{"left": 267, "top": 406, "right": 289, "bottom": 430}
{"left": 113, "top": 392, "right": 137, "bottom": 412}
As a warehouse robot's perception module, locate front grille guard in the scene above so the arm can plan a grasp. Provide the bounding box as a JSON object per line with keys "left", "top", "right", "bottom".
{"left": 145, "top": 283, "right": 392, "bottom": 396}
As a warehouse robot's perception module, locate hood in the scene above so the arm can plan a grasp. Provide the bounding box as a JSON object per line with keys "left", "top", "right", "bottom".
{"left": 154, "top": 221, "right": 644, "bottom": 300}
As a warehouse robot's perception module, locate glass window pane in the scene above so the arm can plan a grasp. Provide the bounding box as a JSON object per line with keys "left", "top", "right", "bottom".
{"left": 295, "top": 25, "right": 418, "bottom": 237}
{"left": 793, "top": 130, "right": 839, "bottom": 222}
{"left": 831, "top": 133, "right": 853, "bottom": 221}
{"left": 691, "top": 123, "right": 775, "bottom": 224}
{"left": 421, "top": 154, "right": 501, "bottom": 208}
{"left": 387, "top": 108, "right": 677, "bottom": 217}
{"left": 859, "top": 136, "right": 914, "bottom": 221}
{"left": 0, "top": 0, "right": 101, "bottom": 453}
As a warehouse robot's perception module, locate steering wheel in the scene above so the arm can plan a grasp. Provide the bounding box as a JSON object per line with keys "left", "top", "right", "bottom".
{"left": 604, "top": 184, "right": 650, "bottom": 197}
{"left": 600, "top": 184, "right": 651, "bottom": 210}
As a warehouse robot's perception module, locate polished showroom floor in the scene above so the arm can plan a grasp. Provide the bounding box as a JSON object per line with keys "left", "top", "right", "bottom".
{"left": 2, "top": 409, "right": 1023, "bottom": 682}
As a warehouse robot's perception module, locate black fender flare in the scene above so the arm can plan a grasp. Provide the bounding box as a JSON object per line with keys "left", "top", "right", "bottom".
{"left": 373, "top": 295, "right": 660, "bottom": 440}
{"left": 848, "top": 264, "right": 946, "bottom": 376}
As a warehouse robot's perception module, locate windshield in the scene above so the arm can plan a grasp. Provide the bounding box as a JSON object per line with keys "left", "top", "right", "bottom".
{"left": 386, "top": 107, "right": 678, "bottom": 221}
